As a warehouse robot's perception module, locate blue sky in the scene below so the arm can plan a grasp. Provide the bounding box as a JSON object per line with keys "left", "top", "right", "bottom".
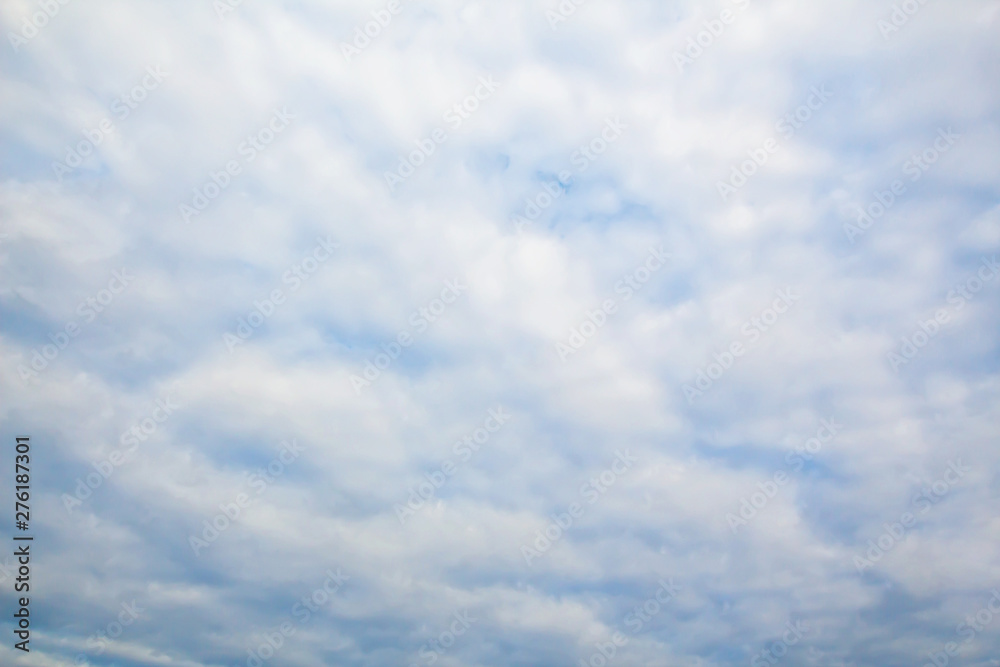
{"left": 1, "top": 0, "right": 1000, "bottom": 666}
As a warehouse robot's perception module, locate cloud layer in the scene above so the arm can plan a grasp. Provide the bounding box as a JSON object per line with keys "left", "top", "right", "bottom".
{"left": 1, "top": 0, "right": 1000, "bottom": 665}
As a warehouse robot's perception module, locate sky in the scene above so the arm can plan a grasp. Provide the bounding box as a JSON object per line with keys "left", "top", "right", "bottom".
{"left": 1, "top": 0, "right": 1000, "bottom": 666}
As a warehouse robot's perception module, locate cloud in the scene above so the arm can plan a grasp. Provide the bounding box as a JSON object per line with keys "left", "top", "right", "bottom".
{"left": 1, "top": 0, "right": 999, "bottom": 665}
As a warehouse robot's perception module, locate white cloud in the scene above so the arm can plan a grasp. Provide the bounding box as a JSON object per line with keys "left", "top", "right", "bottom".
{"left": 1, "top": 0, "right": 999, "bottom": 665}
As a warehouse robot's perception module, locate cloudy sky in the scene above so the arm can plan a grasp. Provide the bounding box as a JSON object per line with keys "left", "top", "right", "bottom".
{"left": 2, "top": 0, "right": 1000, "bottom": 665}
